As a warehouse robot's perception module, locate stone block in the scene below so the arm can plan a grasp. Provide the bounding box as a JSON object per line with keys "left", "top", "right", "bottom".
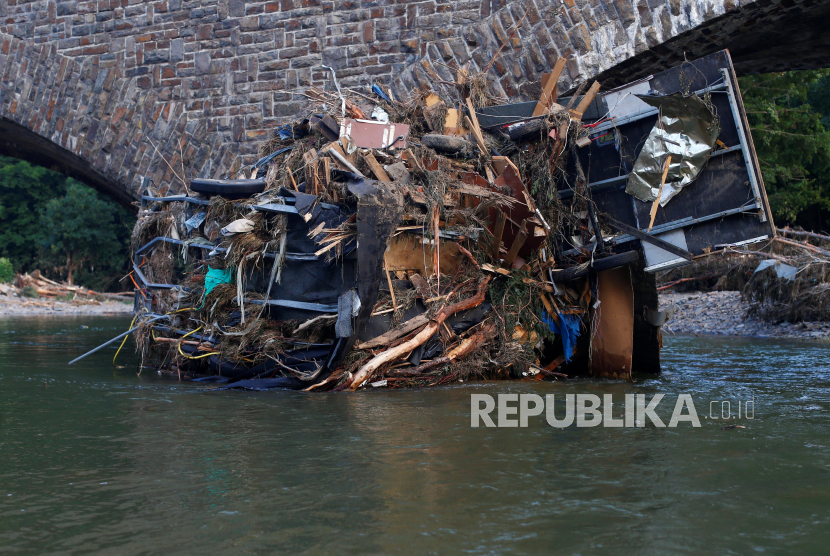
{"left": 195, "top": 51, "right": 211, "bottom": 74}
{"left": 144, "top": 48, "right": 169, "bottom": 64}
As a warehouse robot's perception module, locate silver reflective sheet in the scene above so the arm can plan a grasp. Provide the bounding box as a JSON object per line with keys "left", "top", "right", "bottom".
{"left": 625, "top": 93, "right": 720, "bottom": 206}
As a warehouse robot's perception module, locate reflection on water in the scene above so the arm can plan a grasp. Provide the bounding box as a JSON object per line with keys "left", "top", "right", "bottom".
{"left": 1, "top": 316, "right": 830, "bottom": 554}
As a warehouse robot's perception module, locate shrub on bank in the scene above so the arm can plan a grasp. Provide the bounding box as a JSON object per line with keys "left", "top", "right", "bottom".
{"left": 0, "top": 258, "right": 13, "bottom": 283}
{"left": 21, "top": 285, "right": 38, "bottom": 298}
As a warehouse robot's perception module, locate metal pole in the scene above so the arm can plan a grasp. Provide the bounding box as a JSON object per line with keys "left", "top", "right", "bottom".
{"left": 68, "top": 315, "right": 169, "bottom": 365}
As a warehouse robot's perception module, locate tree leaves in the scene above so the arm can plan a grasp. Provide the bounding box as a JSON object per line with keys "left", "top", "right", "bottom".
{"left": 740, "top": 70, "right": 830, "bottom": 230}
{"left": 0, "top": 156, "right": 135, "bottom": 289}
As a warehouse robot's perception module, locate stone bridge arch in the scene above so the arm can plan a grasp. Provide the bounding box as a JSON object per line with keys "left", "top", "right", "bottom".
{"left": 1, "top": 0, "right": 828, "bottom": 208}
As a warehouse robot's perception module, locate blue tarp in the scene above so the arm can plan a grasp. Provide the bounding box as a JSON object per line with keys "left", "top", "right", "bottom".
{"left": 541, "top": 311, "right": 581, "bottom": 362}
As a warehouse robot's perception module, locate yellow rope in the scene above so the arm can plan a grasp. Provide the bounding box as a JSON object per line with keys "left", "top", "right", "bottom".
{"left": 113, "top": 314, "right": 138, "bottom": 365}
{"left": 176, "top": 326, "right": 220, "bottom": 360}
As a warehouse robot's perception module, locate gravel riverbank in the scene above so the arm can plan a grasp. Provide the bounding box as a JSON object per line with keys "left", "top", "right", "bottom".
{"left": 0, "top": 295, "right": 133, "bottom": 316}
{"left": 660, "top": 291, "right": 830, "bottom": 341}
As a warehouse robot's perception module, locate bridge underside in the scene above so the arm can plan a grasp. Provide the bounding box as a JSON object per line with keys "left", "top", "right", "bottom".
{"left": 0, "top": 117, "right": 135, "bottom": 208}
{"left": 595, "top": 0, "right": 830, "bottom": 89}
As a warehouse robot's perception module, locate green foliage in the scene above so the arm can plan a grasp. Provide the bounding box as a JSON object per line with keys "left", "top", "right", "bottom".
{"left": 0, "top": 257, "right": 13, "bottom": 283}
{"left": 488, "top": 270, "right": 557, "bottom": 351}
{"left": 0, "top": 156, "right": 135, "bottom": 290}
{"left": 808, "top": 74, "right": 830, "bottom": 129}
{"left": 40, "top": 181, "right": 134, "bottom": 288}
{"left": 0, "top": 156, "right": 68, "bottom": 270}
{"left": 739, "top": 70, "right": 830, "bottom": 231}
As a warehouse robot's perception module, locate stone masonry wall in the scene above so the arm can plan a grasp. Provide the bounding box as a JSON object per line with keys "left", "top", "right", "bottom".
{"left": 0, "top": 0, "right": 826, "bottom": 205}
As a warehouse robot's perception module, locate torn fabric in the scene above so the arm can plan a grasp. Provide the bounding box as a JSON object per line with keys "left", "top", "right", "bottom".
{"left": 542, "top": 311, "right": 581, "bottom": 362}
{"left": 626, "top": 93, "right": 720, "bottom": 206}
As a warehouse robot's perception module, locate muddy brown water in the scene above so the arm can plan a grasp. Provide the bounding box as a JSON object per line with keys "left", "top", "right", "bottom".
{"left": 1, "top": 316, "right": 829, "bottom": 554}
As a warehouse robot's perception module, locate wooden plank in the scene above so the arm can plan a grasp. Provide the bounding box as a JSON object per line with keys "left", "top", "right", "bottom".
{"left": 481, "top": 263, "right": 510, "bottom": 276}
{"left": 403, "top": 148, "right": 427, "bottom": 179}
{"left": 532, "top": 58, "right": 566, "bottom": 117}
{"left": 464, "top": 115, "right": 488, "bottom": 156}
{"left": 648, "top": 155, "right": 672, "bottom": 232}
{"left": 483, "top": 163, "right": 496, "bottom": 185}
{"left": 425, "top": 93, "right": 441, "bottom": 107}
{"left": 362, "top": 151, "right": 391, "bottom": 182}
{"left": 303, "top": 149, "right": 318, "bottom": 195}
{"left": 383, "top": 256, "right": 397, "bottom": 312}
{"left": 356, "top": 313, "right": 430, "bottom": 350}
{"left": 492, "top": 156, "right": 509, "bottom": 176}
{"left": 444, "top": 108, "right": 467, "bottom": 137}
{"left": 544, "top": 354, "right": 566, "bottom": 372}
{"left": 323, "top": 141, "right": 351, "bottom": 171}
{"left": 570, "top": 81, "right": 601, "bottom": 120}
{"left": 322, "top": 157, "right": 331, "bottom": 186}
{"left": 539, "top": 292, "right": 555, "bottom": 315}
{"left": 491, "top": 209, "right": 506, "bottom": 260}
{"left": 385, "top": 234, "right": 460, "bottom": 276}
{"left": 503, "top": 219, "right": 529, "bottom": 267}
{"left": 464, "top": 97, "right": 488, "bottom": 154}
{"left": 491, "top": 156, "right": 521, "bottom": 180}
{"left": 504, "top": 157, "right": 521, "bottom": 179}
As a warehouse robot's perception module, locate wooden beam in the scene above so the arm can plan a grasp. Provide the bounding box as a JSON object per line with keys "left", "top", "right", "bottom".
{"left": 533, "top": 58, "right": 566, "bottom": 117}
{"left": 464, "top": 97, "right": 488, "bottom": 155}
{"left": 544, "top": 354, "right": 566, "bottom": 372}
{"left": 491, "top": 209, "right": 506, "bottom": 261}
{"left": 481, "top": 263, "right": 511, "bottom": 276}
{"left": 539, "top": 292, "right": 555, "bottom": 315}
{"left": 322, "top": 157, "right": 331, "bottom": 187}
{"left": 503, "top": 219, "right": 529, "bottom": 268}
{"left": 383, "top": 257, "right": 397, "bottom": 312}
{"left": 570, "top": 81, "right": 601, "bottom": 120}
{"left": 362, "top": 151, "right": 391, "bottom": 182}
{"left": 403, "top": 148, "right": 426, "bottom": 179}
{"left": 648, "top": 155, "right": 672, "bottom": 232}
{"left": 303, "top": 149, "right": 318, "bottom": 195}
{"left": 355, "top": 314, "right": 430, "bottom": 350}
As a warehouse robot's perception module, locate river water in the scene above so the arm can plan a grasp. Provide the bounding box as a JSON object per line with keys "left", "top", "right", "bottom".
{"left": 1, "top": 316, "right": 829, "bottom": 555}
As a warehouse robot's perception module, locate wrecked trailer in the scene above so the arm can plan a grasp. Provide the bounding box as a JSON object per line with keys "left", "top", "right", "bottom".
{"left": 117, "top": 50, "right": 772, "bottom": 390}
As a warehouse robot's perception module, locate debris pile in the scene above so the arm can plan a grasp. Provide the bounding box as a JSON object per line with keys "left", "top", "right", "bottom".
{"left": 9, "top": 270, "right": 132, "bottom": 303}
{"left": 659, "top": 228, "right": 830, "bottom": 323}
{"left": 117, "top": 50, "right": 776, "bottom": 390}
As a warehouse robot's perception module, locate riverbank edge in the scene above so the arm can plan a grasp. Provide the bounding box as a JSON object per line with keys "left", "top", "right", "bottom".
{"left": 660, "top": 291, "right": 830, "bottom": 342}
{"left": 0, "top": 296, "right": 133, "bottom": 316}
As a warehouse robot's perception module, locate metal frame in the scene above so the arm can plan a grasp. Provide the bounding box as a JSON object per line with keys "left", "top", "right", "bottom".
{"left": 588, "top": 82, "right": 727, "bottom": 135}
{"left": 135, "top": 236, "right": 319, "bottom": 262}
{"left": 561, "top": 202, "right": 762, "bottom": 257}
{"left": 720, "top": 68, "right": 766, "bottom": 222}
{"left": 557, "top": 144, "right": 743, "bottom": 200}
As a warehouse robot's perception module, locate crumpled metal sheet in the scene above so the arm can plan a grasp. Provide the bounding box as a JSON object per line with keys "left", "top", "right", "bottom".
{"left": 626, "top": 93, "right": 720, "bottom": 206}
